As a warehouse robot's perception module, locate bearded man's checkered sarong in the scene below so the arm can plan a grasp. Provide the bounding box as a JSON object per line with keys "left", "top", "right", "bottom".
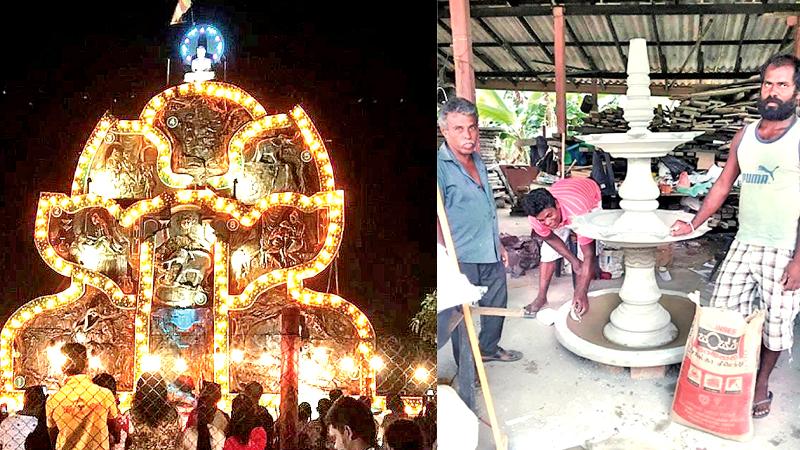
{"left": 710, "top": 239, "right": 800, "bottom": 351}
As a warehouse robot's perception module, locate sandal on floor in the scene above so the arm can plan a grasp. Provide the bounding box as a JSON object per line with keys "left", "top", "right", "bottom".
{"left": 522, "top": 303, "right": 544, "bottom": 318}
{"left": 752, "top": 391, "right": 773, "bottom": 419}
{"left": 481, "top": 347, "right": 522, "bottom": 363}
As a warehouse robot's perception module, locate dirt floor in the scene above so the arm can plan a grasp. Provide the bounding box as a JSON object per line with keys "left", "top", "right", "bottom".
{"left": 438, "top": 210, "right": 800, "bottom": 450}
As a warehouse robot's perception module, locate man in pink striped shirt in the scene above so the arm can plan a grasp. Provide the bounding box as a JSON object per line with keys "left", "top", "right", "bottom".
{"left": 520, "top": 177, "right": 602, "bottom": 317}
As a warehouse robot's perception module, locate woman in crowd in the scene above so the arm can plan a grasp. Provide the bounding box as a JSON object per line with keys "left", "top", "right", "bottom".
{"left": 180, "top": 390, "right": 226, "bottom": 450}
{"left": 299, "top": 398, "right": 331, "bottom": 450}
{"left": 126, "top": 373, "right": 182, "bottom": 449}
{"left": 0, "top": 385, "right": 51, "bottom": 450}
{"left": 188, "top": 382, "right": 229, "bottom": 432}
{"left": 223, "top": 395, "right": 266, "bottom": 450}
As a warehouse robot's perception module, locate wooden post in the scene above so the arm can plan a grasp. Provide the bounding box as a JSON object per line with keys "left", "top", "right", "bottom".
{"left": 793, "top": 17, "right": 800, "bottom": 58}
{"left": 279, "top": 306, "right": 301, "bottom": 450}
{"left": 553, "top": 6, "right": 567, "bottom": 178}
{"left": 437, "top": 184, "right": 507, "bottom": 450}
{"left": 449, "top": 0, "right": 476, "bottom": 102}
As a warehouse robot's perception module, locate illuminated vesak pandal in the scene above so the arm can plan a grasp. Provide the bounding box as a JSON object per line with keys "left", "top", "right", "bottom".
{"left": 554, "top": 38, "right": 709, "bottom": 367}
{"left": 0, "top": 25, "right": 382, "bottom": 413}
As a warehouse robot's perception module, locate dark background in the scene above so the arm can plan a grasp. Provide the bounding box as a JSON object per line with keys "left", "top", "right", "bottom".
{"left": 0, "top": 1, "right": 435, "bottom": 335}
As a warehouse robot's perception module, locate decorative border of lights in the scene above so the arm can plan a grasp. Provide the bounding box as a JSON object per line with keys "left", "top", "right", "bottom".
{"left": 72, "top": 81, "right": 269, "bottom": 194}
{"left": 16, "top": 188, "right": 373, "bottom": 394}
{"left": 5, "top": 80, "right": 376, "bottom": 403}
{"left": 132, "top": 242, "right": 155, "bottom": 384}
{"left": 69, "top": 84, "right": 337, "bottom": 196}
{"left": 0, "top": 281, "right": 85, "bottom": 392}
{"left": 32, "top": 189, "right": 345, "bottom": 309}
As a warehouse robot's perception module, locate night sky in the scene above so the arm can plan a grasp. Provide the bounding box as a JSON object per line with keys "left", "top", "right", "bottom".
{"left": 0, "top": 1, "right": 436, "bottom": 335}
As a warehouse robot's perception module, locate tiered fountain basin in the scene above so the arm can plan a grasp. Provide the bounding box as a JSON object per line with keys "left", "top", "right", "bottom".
{"left": 552, "top": 130, "right": 709, "bottom": 367}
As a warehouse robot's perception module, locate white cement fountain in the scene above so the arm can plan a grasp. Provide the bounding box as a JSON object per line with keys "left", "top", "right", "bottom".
{"left": 554, "top": 38, "right": 709, "bottom": 367}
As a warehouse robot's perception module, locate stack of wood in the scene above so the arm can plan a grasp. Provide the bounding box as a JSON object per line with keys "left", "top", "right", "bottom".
{"left": 577, "top": 107, "right": 629, "bottom": 134}
{"left": 479, "top": 128, "right": 514, "bottom": 207}
{"left": 655, "top": 80, "right": 761, "bottom": 161}
{"left": 575, "top": 79, "right": 762, "bottom": 168}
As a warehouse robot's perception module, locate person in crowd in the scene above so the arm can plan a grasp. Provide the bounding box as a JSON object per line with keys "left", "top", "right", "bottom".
{"left": 93, "top": 373, "right": 125, "bottom": 450}
{"left": 328, "top": 390, "right": 343, "bottom": 405}
{"left": 671, "top": 54, "right": 800, "bottom": 419}
{"left": 379, "top": 394, "right": 406, "bottom": 443}
{"left": 384, "top": 419, "right": 424, "bottom": 450}
{"left": 172, "top": 375, "right": 197, "bottom": 429}
{"left": 519, "top": 177, "right": 603, "bottom": 318}
{"left": 325, "top": 397, "right": 377, "bottom": 450}
{"left": 179, "top": 389, "right": 226, "bottom": 450}
{"left": 223, "top": 394, "right": 266, "bottom": 450}
{"left": 299, "top": 398, "right": 332, "bottom": 450}
{"left": 46, "top": 343, "right": 119, "bottom": 450}
{"left": 242, "top": 382, "right": 273, "bottom": 449}
{"left": 0, "top": 385, "right": 51, "bottom": 450}
{"left": 413, "top": 396, "right": 435, "bottom": 450}
{"left": 126, "top": 372, "right": 182, "bottom": 449}
{"left": 188, "top": 382, "right": 230, "bottom": 432}
{"left": 298, "top": 402, "right": 313, "bottom": 425}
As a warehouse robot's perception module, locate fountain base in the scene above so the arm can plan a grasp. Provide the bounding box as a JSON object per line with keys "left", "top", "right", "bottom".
{"left": 554, "top": 288, "right": 695, "bottom": 367}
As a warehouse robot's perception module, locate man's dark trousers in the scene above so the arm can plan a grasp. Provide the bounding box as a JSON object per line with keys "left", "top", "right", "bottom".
{"left": 451, "top": 261, "right": 507, "bottom": 362}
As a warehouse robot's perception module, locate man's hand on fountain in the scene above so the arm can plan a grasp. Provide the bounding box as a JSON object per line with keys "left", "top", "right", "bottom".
{"left": 573, "top": 294, "right": 589, "bottom": 317}
{"left": 670, "top": 220, "right": 694, "bottom": 236}
{"left": 780, "top": 260, "right": 800, "bottom": 291}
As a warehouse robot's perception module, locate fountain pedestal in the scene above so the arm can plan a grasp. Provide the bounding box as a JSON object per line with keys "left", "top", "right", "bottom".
{"left": 603, "top": 247, "right": 676, "bottom": 348}
{"left": 552, "top": 38, "right": 709, "bottom": 367}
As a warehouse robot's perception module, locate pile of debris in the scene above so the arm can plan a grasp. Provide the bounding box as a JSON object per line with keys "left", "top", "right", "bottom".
{"left": 500, "top": 233, "right": 541, "bottom": 278}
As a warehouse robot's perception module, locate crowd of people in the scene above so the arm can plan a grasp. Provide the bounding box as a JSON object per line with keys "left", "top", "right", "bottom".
{"left": 0, "top": 343, "right": 436, "bottom": 450}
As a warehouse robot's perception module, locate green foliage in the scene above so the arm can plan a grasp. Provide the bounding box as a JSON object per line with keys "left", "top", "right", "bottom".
{"left": 476, "top": 89, "right": 588, "bottom": 164}
{"left": 410, "top": 291, "right": 437, "bottom": 346}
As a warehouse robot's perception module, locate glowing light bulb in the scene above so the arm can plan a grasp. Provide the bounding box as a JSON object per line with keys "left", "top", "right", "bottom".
{"left": 369, "top": 356, "right": 384, "bottom": 372}
{"left": 231, "top": 348, "right": 244, "bottom": 363}
{"left": 339, "top": 356, "right": 355, "bottom": 373}
{"left": 88, "top": 354, "right": 104, "bottom": 371}
{"left": 173, "top": 358, "right": 188, "bottom": 373}
{"left": 141, "top": 354, "right": 161, "bottom": 373}
{"left": 413, "top": 366, "right": 429, "bottom": 383}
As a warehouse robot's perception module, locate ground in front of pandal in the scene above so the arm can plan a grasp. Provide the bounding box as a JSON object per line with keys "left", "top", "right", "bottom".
{"left": 438, "top": 212, "right": 800, "bottom": 450}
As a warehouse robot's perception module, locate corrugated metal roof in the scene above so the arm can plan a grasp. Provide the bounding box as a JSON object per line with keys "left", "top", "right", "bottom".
{"left": 438, "top": 1, "right": 800, "bottom": 91}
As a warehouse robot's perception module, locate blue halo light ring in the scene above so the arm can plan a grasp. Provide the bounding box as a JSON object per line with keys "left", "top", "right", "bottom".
{"left": 179, "top": 24, "right": 225, "bottom": 65}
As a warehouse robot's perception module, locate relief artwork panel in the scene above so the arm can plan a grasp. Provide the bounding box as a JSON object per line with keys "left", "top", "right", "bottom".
{"left": 15, "top": 290, "right": 135, "bottom": 390}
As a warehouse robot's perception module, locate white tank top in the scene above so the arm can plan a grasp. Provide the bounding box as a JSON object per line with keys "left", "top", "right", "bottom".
{"left": 736, "top": 116, "right": 800, "bottom": 250}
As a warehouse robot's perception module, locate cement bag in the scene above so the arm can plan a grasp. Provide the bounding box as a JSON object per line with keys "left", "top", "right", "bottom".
{"left": 671, "top": 306, "right": 765, "bottom": 441}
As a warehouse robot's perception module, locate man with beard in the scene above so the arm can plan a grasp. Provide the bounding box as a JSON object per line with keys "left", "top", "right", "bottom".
{"left": 671, "top": 54, "right": 800, "bottom": 419}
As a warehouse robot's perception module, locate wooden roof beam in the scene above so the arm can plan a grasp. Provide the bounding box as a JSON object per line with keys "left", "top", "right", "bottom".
{"left": 439, "top": 4, "right": 800, "bottom": 18}
{"left": 734, "top": 15, "right": 751, "bottom": 73}
{"left": 605, "top": 16, "right": 627, "bottom": 69}
{"left": 436, "top": 39, "right": 785, "bottom": 48}
{"left": 474, "top": 70, "right": 760, "bottom": 80}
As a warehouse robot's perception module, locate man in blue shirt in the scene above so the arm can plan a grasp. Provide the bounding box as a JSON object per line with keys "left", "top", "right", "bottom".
{"left": 437, "top": 97, "right": 523, "bottom": 368}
